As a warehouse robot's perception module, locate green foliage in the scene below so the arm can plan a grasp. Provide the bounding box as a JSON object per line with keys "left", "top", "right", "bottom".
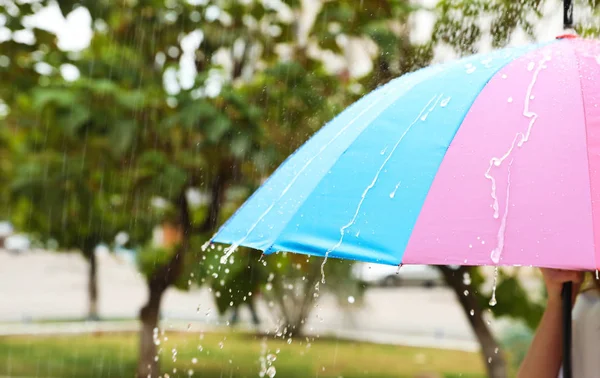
{"left": 489, "top": 271, "right": 544, "bottom": 330}
{"left": 313, "top": 0, "right": 415, "bottom": 54}
{"left": 463, "top": 267, "right": 544, "bottom": 330}
{"left": 136, "top": 244, "right": 175, "bottom": 279}
{"left": 432, "top": 0, "right": 543, "bottom": 54}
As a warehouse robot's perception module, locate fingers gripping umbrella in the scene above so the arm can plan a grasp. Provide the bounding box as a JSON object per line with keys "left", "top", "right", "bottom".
{"left": 211, "top": 2, "right": 597, "bottom": 376}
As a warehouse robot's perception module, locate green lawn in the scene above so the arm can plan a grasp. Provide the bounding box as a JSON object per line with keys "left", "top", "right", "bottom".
{"left": 0, "top": 331, "right": 485, "bottom": 378}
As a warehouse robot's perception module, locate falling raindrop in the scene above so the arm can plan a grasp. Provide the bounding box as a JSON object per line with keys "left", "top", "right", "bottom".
{"left": 464, "top": 290, "right": 469, "bottom": 296}
{"left": 489, "top": 267, "right": 498, "bottom": 307}
{"left": 470, "top": 309, "right": 475, "bottom": 316}
{"left": 347, "top": 296, "right": 355, "bottom": 304}
{"left": 463, "top": 272, "right": 471, "bottom": 285}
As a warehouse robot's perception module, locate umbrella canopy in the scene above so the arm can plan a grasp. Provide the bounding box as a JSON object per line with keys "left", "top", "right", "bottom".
{"left": 212, "top": 36, "right": 600, "bottom": 272}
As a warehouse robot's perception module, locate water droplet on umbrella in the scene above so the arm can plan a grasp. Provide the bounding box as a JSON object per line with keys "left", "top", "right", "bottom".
{"left": 507, "top": 97, "right": 513, "bottom": 103}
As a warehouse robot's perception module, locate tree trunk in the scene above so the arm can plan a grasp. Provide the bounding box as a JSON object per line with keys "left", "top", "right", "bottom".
{"left": 86, "top": 248, "right": 99, "bottom": 321}
{"left": 137, "top": 176, "right": 227, "bottom": 378}
{"left": 137, "top": 285, "right": 164, "bottom": 378}
{"left": 438, "top": 266, "right": 507, "bottom": 378}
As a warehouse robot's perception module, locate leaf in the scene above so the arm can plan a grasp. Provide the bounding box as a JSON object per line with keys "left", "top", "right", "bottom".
{"left": 59, "top": 105, "right": 91, "bottom": 137}
{"left": 229, "top": 133, "right": 251, "bottom": 158}
{"left": 33, "top": 88, "right": 76, "bottom": 108}
{"left": 206, "top": 115, "right": 231, "bottom": 142}
{"left": 109, "top": 120, "right": 137, "bottom": 157}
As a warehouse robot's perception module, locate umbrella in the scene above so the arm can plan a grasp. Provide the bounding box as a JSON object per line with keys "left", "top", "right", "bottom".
{"left": 211, "top": 2, "right": 597, "bottom": 376}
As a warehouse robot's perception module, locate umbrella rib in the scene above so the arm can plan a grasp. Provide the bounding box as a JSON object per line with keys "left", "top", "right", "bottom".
{"left": 573, "top": 43, "right": 599, "bottom": 271}
{"left": 217, "top": 89, "right": 393, "bottom": 263}
{"left": 319, "top": 94, "right": 443, "bottom": 283}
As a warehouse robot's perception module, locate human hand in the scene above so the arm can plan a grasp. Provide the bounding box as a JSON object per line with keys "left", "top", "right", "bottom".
{"left": 540, "top": 268, "right": 583, "bottom": 306}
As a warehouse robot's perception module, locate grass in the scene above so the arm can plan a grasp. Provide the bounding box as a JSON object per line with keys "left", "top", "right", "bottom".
{"left": 0, "top": 330, "right": 485, "bottom": 378}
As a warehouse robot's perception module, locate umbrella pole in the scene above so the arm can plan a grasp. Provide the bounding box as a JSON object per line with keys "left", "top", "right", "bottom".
{"left": 564, "top": 0, "right": 573, "bottom": 29}
{"left": 562, "top": 281, "right": 573, "bottom": 378}
{"left": 563, "top": 0, "right": 573, "bottom": 30}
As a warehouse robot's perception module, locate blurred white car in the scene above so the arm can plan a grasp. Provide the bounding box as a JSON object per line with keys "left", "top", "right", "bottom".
{"left": 352, "top": 262, "right": 445, "bottom": 288}
{"left": 3, "top": 234, "right": 31, "bottom": 252}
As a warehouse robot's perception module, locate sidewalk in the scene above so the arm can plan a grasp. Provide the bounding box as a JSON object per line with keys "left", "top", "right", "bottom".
{"left": 0, "top": 319, "right": 481, "bottom": 352}
{"left": 0, "top": 249, "right": 525, "bottom": 353}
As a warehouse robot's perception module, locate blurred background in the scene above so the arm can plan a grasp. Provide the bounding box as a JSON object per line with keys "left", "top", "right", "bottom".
{"left": 0, "top": 0, "right": 599, "bottom": 377}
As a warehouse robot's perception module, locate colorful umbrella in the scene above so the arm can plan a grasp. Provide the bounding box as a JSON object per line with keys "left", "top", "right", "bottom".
{"left": 211, "top": 5, "right": 598, "bottom": 377}
{"left": 214, "top": 36, "right": 600, "bottom": 270}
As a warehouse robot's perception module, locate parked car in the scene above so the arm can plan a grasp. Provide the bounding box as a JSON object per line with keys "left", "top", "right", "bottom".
{"left": 3, "top": 234, "right": 31, "bottom": 253}
{"left": 351, "top": 262, "right": 445, "bottom": 288}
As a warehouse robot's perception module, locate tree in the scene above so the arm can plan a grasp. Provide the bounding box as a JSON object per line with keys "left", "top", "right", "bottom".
{"left": 7, "top": 77, "right": 146, "bottom": 319}
{"left": 0, "top": 0, "right": 141, "bottom": 320}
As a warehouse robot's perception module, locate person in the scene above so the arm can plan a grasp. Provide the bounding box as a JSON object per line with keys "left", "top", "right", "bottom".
{"left": 518, "top": 268, "right": 600, "bottom": 377}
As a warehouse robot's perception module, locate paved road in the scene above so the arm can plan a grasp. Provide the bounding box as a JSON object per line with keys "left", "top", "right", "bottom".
{"left": 0, "top": 249, "right": 538, "bottom": 350}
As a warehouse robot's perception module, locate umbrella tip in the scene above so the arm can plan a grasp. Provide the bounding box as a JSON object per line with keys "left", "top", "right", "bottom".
{"left": 556, "top": 33, "right": 578, "bottom": 40}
